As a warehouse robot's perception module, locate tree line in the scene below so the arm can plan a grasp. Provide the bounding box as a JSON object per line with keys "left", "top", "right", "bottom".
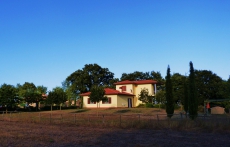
{"left": 0, "top": 63, "right": 229, "bottom": 112}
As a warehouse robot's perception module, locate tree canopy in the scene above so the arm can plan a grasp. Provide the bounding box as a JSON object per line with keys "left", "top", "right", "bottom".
{"left": 66, "top": 64, "right": 115, "bottom": 94}
{"left": 89, "top": 86, "right": 107, "bottom": 104}
{"left": 46, "top": 87, "right": 67, "bottom": 110}
{"left": 138, "top": 88, "right": 152, "bottom": 103}
{"left": 195, "top": 70, "right": 226, "bottom": 105}
{"left": 0, "top": 84, "right": 19, "bottom": 111}
{"left": 188, "top": 62, "right": 198, "bottom": 120}
{"left": 165, "top": 66, "right": 174, "bottom": 118}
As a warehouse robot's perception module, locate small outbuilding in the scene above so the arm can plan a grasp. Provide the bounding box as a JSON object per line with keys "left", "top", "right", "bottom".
{"left": 211, "top": 106, "right": 225, "bottom": 114}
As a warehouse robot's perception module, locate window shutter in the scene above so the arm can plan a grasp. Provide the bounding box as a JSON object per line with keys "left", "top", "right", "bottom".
{"left": 108, "top": 97, "right": 111, "bottom": 104}
{"left": 122, "top": 86, "right": 126, "bottom": 91}
{"left": 88, "top": 98, "right": 90, "bottom": 104}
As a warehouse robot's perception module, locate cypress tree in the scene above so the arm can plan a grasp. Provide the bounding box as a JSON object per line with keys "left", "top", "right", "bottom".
{"left": 184, "top": 78, "right": 188, "bottom": 114}
{"left": 188, "top": 61, "right": 198, "bottom": 120}
{"left": 166, "top": 65, "right": 174, "bottom": 118}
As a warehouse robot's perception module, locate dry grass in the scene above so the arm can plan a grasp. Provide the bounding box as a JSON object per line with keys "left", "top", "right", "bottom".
{"left": 1, "top": 108, "right": 230, "bottom": 146}
{"left": 1, "top": 120, "right": 230, "bottom": 147}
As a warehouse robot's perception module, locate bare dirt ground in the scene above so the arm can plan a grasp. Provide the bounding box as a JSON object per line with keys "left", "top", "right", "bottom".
{"left": 0, "top": 121, "right": 230, "bottom": 147}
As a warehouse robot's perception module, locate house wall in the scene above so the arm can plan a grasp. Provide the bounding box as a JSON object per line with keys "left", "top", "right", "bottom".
{"left": 117, "top": 95, "right": 133, "bottom": 107}
{"left": 83, "top": 95, "right": 133, "bottom": 108}
{"left": 133, "top": 84, "right": 154, "bottom": 106}
{"left": 83, "top": 95, "right": 118, "bottom": 108}
{"left": 116, "top": 84, "right": 134, "bottom": 94}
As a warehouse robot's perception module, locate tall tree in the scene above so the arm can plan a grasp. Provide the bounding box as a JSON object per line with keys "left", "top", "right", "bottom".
{"left": 171, "top": 73, "right": 185, "bottom": 104}
{"left": 155, "top": 90, "right": 166, "bottom": 106}
{"left": 62, "top": 80, "right": 78, "bottom": 107}
{"left": 165, "top": 66, "right": 174, "bottom": 118}
{"left": 18, "top": 82, "right": 46, "bottom": 111}
{"left": 188, "top": 61, "right": 198, "bottom": 120}
{"left": 46, "top": 87, "right": 67, "bottom": 111}
{"left": 183, "top": 78, "right": 189, "bottom": 114}
{"left": 120, "top": 71, "right": 151, "bottom": 81}
{"left": 89, "top": 86, "right": 107, "bottom": 115}
{"left": 195, "top": 70, "right": 226, "bottom": 105}
{"left": 138, "top": 88, "right": 151, "bottom": 103}
{"left": 66, "top": 64, "right": 115, "bottom": 94}
{"left": 0, "top": 84, "right": 19, "bottom": 112}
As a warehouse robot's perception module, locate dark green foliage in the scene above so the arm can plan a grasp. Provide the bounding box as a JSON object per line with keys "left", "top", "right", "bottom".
{"left": 183, "top": 78, "right": 189, "bottom": 113}
{"left": 121, "top": 71, "right": 163, "bottom": 81}
{"left": 165, "top": 66, "right": 174, "bottom": 118}
{"left": 138, "top": 88, "right": 152, "bottom": 103}
{"left": 66, "top": 64, "right": 115, "bottom": 94}
{"left": 145, "top": 103, "right": 154, "bottom": 108}
{"left": 0, "top": 84, "right": 19, "bottom": 110}
{"left": 171, "top": 73, "right": 185, "bottom": 103}
{"left": 155, "top": 90, "right": 166, "bottom": 104}
{"left": 46, "top": 87, "right": 67, "bottom": 111}
{"left": 46, "top": 87, "right": 67, "bottom": 105}
{"left": 121, "top": 71, "right": 151, "bottom": 81}
{"left": 17, "top": 82, "right": 46, "bottom": 111}
{"left": 188, "top": 62, "right": 198, "bottom": 120}
{"left": 89, "top": 86, "right": 107, "bottom": 104}
{"left": 195, "top": 70, "right": 226, "bottom": 105}
{"left": 62, "top": 80, "right": 78, "bottom": 106}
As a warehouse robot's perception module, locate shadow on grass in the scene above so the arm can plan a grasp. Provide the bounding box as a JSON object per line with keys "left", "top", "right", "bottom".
{"left": 71, "top": 109, "right": 89, "bottom": 113}
{"left": 114, "top": 109, "right": 131, "bottom": 113}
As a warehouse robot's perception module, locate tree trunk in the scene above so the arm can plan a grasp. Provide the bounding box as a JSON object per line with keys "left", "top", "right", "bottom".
{"left": 51, "top": 104, "right": 53, "bottom": 111}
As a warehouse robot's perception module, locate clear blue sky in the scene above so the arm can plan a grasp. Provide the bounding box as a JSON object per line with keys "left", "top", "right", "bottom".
{"left": 1, "top": 0, "right": 230, "bottom": 90}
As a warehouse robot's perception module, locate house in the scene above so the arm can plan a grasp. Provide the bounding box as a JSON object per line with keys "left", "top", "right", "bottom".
{"left": 80, "top": 80, "right": 158, "bottom": 108}
{"left": 114, "top": 80, "right": 157, "bottom": 107}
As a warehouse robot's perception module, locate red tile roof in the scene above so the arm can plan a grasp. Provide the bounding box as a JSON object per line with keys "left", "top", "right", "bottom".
{"left": 80, "top": 88, "right": 135, "bottom": 96}
{"left": 114, "top": 80, "right": 157, "bottom": 85}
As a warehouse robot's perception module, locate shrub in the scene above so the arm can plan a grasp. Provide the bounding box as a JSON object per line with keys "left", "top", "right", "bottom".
{"left": 154, "top": 104, "right": 166, "bottom": 109}
{"left": 145, "top": 103, "right": 154, "bottom": 108}
{"left": 137, "top": 104, "right": 145, "bottom": 108}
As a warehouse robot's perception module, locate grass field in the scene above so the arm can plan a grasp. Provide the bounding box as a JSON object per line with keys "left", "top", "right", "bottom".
{"left": 1, "top": 108, "right": 230, "bottom": 146}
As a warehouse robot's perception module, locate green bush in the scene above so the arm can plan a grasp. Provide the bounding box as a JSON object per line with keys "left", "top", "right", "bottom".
{"left": 137, "top": 104, "right": 145, "bottom": 108}
{"left": 145, "top": 103, "right": 154, "bottom": 108}
{"left": 154, "top": 104, "right": 166, "bottom": 109}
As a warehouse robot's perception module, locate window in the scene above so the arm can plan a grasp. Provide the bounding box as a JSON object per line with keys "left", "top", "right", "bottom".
{"left": 87, "top": 98, "right": 96, "bottom": 104}
{"left": 119, "top": 86, "right": 126, "bottom": 92}
{"left": 102, "top": 97, "right": 111, "bottom": 104}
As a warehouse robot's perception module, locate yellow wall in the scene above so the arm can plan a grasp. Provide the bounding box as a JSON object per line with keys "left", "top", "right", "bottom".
{"left": 83, "top": 95, "right": 133, "bottom": 108}
{"left": 117, "top": 95, "right": 133, "bottom": 107}
{"left": 133, "top": 84, "right": 154, "bottom": 106}
{"left": 83, "top": 95, "right": 118, "bottom": 108}
{"left": 115, "top": 83, "right": 155, "bottom": 107}
{"left": 116, "top": 84, "right": 134, "bottom": 94}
